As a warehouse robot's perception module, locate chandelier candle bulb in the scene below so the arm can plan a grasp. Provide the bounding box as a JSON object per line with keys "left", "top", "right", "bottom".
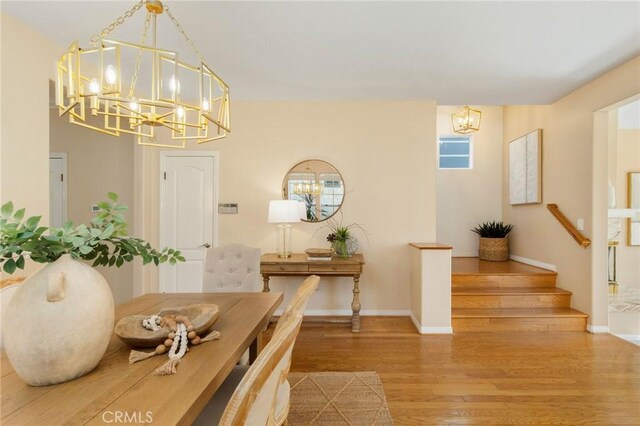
{"left": 169, "top": 75, "right": 180, "bottom": 95}
{"left": 88, "top": 78, "right": 100, "bottom": 94}
{"left": 105, "top": 65, "right": 117, "bottom": 86}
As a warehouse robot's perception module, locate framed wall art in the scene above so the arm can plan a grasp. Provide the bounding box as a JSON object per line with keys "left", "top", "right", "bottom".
{"left": 509, "top": 129, "right": 542, "bottom": 205}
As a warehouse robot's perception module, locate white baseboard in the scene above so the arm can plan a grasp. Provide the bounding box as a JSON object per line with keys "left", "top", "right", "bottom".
{"left": 409, "top": 312, "right": 421, "bottom": 332}
{"left": 421, "top": 326, "right": 453, "bottom": 334}
{"left": 509, "top": 255, "right": 556, "bottom": 272}
{"left": 612, "top": 334, "right": 640, "bottom": 346}
{"left": 274, "top": 308, "right": 411, "bottom": 316}
{"left": 587, "top": 324, "right": 609, "bottom": 333}
{"left": 409, "top": 312, "right": 453, "bottom": 334}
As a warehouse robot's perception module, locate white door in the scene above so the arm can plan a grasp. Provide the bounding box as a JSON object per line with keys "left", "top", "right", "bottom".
{"left": 159, "top": 152, "right": 218, "bottom": 293}
{"left": 49, "top": 153, "right": 67, "bottom": 228}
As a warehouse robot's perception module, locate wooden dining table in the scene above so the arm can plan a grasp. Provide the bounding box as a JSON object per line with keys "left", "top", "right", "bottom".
{"left": 1, "top": 291, "right": 283, "bottom": 425}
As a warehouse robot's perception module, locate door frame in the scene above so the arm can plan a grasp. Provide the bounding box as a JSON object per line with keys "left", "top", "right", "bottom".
{"left": 49, "top": 152, "right": 68, "bottom": 226}
{"left": 159, "top": 151, "right": 219, "bottom": 292}
{"left": 592, "top": 94, "right": 640, "bottom": 333}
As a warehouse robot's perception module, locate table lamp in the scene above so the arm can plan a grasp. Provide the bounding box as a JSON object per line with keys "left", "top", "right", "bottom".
{"left": 268, "top": 200, "right": 301, "bottom": 258}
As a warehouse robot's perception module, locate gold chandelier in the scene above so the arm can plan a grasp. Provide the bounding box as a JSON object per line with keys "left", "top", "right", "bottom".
{"left": 451, "top": 106, "right": 481, "bottom": 134}
{"left": 55, "top": 0, "right": 230, "bottom": 148}
{"left": 293, "top": 181, "right": 323, "bottom": 196}
{"left": 293, "top": 162, "right": 323, "bottom": 196}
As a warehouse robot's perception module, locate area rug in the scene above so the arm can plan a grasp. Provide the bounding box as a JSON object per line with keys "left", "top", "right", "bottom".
{"left": 287, "top": 371, "right": 393, "bottom": 425}
{"left": 609, "top": 286, "right": 640, "bottom": 312}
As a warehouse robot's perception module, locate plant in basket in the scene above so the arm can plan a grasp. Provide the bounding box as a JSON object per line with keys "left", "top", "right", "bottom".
{"left": 471, "top": 221, "right": 514, "bottom": 262}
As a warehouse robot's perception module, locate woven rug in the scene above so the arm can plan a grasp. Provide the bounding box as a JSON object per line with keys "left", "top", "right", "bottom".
{"left": 287, "top": 371, "right": 393, "bottom": 425}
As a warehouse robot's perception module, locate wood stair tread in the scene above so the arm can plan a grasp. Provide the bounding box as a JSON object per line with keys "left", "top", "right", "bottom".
{"left": 452, "top": 257, "right": 557, "bottom": 276}
{"left": 452, "top": 287, "right": 572, "bottom": 295}
{"left": 452, "top": 308, "right": 588, "bottom": 318}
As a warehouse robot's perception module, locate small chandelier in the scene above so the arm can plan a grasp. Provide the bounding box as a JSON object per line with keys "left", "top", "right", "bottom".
{"left": 55, "top": 0, "right": 230, "bottom": 148}
{"left": 452, "top": 106, "right": 481, "bottom": 134}
{"left": 293, "top": 181, "right": 323, "bottom": 196}
{"left": 293, "top": 162, "right": 323, "bottom": 196}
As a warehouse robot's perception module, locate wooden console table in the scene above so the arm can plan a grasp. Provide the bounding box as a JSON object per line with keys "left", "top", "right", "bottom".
{"left": 260, "top": 253, "right": 365, "bottom": 332}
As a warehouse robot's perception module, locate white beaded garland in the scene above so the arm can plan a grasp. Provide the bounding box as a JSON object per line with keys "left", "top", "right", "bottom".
{"left": 142, "top": 315, "right": 161, "bottom": 331}
{"left": 168, "top": 323, "right": 188, "bottom": 360}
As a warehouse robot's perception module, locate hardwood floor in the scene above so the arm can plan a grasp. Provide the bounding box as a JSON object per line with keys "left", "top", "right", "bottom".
{"left": 267, "top": 317, "right": 640, "bottom": 425}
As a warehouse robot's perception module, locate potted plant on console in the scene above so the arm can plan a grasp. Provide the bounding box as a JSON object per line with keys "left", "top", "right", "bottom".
{"left": 322, "top": 215, "right": 368, "bottom": 259}
{"left": 0, "top": 193, "right": 183, "bottom": 386}
{"left": 472, "top": 221, "right": 514, "bottom": 262}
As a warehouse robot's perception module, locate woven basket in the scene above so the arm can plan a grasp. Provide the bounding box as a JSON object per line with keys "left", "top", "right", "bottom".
{"left": 478, "top": 237, "right": 509, "bottom": 261}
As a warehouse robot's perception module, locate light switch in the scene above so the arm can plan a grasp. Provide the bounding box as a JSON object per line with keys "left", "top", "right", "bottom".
{"left": 577, "top": 219, "right": 584, "bottom": 231}
{"left": 218, "top": 203, "right": 238, "bottom": 214}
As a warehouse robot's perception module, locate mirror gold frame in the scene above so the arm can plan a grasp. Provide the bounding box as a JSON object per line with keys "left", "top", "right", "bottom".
{"left": 282, "top": 159, "right": 345, "bottom": 223}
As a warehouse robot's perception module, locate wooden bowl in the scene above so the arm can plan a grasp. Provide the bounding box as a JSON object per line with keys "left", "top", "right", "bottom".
{"left": 305, "top": 248, "right": 335, "bottom": 257}
{"left": 114, "top": 304, "right": 219, "bottom": 347}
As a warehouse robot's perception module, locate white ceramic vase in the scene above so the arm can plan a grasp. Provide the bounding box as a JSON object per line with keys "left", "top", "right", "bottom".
{"left": 3, "top": 255, "right": 114, "bottom": 386}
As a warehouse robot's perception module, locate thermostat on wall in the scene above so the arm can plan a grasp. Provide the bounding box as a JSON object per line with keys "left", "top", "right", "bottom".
{"left": 91, "top": 205, "right": 100, "bottom": 213}
{"left": 218, "top": 203, "right": 238, "bottom": 214}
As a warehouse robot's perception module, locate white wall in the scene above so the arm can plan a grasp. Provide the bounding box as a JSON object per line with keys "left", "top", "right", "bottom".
{"left": 0, "top": 14, "right": 136, "bottom": 303}
{"left": 437, "top": 106, "right": 503, "bottom": 256}
{"left": 134, "top": 101, "right": 438, "bottom": 314}
{"left": 618, "top": 100, "right": 640, "bottom": 129}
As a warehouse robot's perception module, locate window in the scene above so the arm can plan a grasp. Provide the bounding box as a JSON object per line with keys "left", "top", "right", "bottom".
{"left": 439, "top": 135, "right": 472, "bottom": 169}
{"left": 320, "top": 173, "right": 344, "bottom": 217}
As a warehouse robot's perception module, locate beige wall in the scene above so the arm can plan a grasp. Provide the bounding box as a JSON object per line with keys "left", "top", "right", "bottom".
{"left": 0, "top": 14, "right": 60, "bottom": 277}
{"left": 49, "top": 109, "right": 135, "bottom": 304}
{"left": 0, "top": 15, "right": 136, "bottom": 303}
{"left": 614, "top": 129, "right": 640, "bottom": 290}
{"left": 503, "top": 56, "right": 640, "bottom": 326}
{"left": 437, "top": 106, "right": 503, "bottom": 256}
{"left": 135, "top": 101, "right": 438, "bottom": 313}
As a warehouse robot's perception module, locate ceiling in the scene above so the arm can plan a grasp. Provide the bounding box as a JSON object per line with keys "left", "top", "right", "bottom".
{"left": 3, "top": 1, "right": 640, "bottom": 104}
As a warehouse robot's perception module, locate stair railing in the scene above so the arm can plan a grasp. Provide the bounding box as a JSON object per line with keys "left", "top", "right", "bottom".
{"left": 547, "top": 204, "right": 591, "bottom": 248}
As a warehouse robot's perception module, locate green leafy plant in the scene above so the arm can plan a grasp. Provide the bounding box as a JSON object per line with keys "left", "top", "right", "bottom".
{"left": 0, "top": 192, "right": 184, "bottom": 274}
{"left": 471, "top": 221, "right": 514, "bottom": 238}
{"left": 317, "top": 213, "right": 369, "bottom": 258}
{"left": 302, "top": 194, "right": 318, "bottom": 221}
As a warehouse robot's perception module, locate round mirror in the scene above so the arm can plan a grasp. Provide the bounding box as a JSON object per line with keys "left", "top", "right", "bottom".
{"left": 282, "top": 159, "right": 345, "bottom": 222}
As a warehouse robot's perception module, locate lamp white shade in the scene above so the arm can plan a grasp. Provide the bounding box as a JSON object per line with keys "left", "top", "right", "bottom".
{"left": 268, "top": 200, "right": 302, "bottom": 223}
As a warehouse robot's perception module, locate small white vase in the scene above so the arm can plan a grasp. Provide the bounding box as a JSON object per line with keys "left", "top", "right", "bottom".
{"left": 3, "top": 255, "right": 114, "bottom": 386}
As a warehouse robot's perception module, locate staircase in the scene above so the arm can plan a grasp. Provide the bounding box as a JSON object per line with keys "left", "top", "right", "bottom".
{"left": 451, "top": 258, "right": 588, "bottom": 331}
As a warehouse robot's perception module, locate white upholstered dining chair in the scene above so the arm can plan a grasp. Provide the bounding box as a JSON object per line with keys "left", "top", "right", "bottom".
{"left": 203, "top": 244, "right": 261, "bottom": 293}
{"left": 203, "top": 244, "right": 261, "bottom": 365}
